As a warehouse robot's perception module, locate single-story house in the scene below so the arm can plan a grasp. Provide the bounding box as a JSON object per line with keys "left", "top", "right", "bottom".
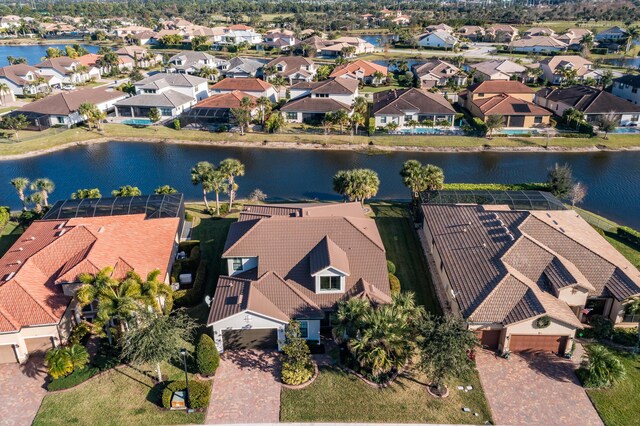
{"left": 167, "top": 51, "right": 228, "bottom": 77}
{"left": 11, "top": 87, "right": 126, "bottom": 129}
{"left": 535, "top": 85, "right": 640, "bottom": 127}
{"left": 419, "top": 190, "right": 640, "bottom": 355}
{"left": 457, "top": 25, "right": 485, "bottom": 42}
{"left": 372, "top": 88, "right": 457, "bottom": 129}
{"left": 222, "top": 57, "right": 265, "bottom": 79}
{"left": 485, "top": 25, "right": 519, "bottom": 43}
{"left": 465, "top": 60, "right": 528, "bottom": 82}
{"left": 329, "top": 59, "right": 388, "bottom": 85}
{"left": 510, "top": 36, "right": 568, "bottom": 53}
{"left": 595, "top": 26, "right": 628, "bottom": 42}
{"left": 0, "top": 194, "right": 183, "bottom": 364}
{"left": 417, "top": 30, "right": 459, "bottom": 50}
{"left": 556, "top": 29, "right": 593, "bottom": 48}
{"left": 523, "top": 27, "right": 556, "bottom": 37}
{"left": 210, "top": 78, "right": 278, "bottom": 102}
{"left": 115, "top": 90, "right": 196, "bottom": 120}
{"left": 207, "top": 202, "right": 391, "bottom": 352}
{"left": 182, "top": 90, "right": 257, "bottom": 127}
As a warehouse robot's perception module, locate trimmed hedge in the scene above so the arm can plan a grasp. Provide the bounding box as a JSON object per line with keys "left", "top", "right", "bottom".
{"left": 443, "top": 183, "right": 549, "bottom": 191}
{"left": 612, "top": 327, "right": 639, "bottom": 346}
{"left": 174, "top": 260, "right": 208, "bottom": 308}
{"left": 196, "top": 333, "right": 220, "bottom": 376}
{"left": 389, "top": 273, "right": 401, "bottom": 294}
{"left": 617, "top": 226, "right": 640, "bottom": 247}
{"left": 386, "top": 260, "right": 396, "bottom": 275}
{"left": 161, "top": 379, "right": 211, "bottom": 409}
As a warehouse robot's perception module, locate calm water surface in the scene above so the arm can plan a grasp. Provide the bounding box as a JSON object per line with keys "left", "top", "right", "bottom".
{"left": 0, "top": 43, "right": 99, "bottom": 66}
{"left": 0, "top": 142, "right": 638, "bottom": 228}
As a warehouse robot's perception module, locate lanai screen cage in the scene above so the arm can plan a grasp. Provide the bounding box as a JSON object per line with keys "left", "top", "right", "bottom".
{"left": 419, "top": 190, "right": 566, "bottom": 211}
{"left": 43, "top": 193, "right": 185, "bottom": 220}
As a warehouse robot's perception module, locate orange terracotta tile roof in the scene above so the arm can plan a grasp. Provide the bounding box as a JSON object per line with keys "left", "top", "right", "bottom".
{"left": 467, "top": 80, "right": 534, "bottom": 94}
{"left": 329, "top": 59, "right": 388, "bottom": 78}
{"left": 0, "top": 214, "right": 180, "bottom": 332}
{"left": 193, "top": 90, "right": 257, "bottom": 109}
{"left": 474, "top": 94, "right": 551, "bottom": 116}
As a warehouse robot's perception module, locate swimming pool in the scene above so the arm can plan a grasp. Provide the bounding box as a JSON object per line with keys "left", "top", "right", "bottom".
{"left": 500, "top": 129, "right": 539, "bottom": 135}
{"left": 122, "top": 118, "right": 153, "bottom": 126}
{"left": 609, "top": 127, "right": 640, "bottom": 134}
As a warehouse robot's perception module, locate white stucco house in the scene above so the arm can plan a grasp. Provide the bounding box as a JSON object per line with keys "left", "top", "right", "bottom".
{"left": 417, "top": 30, "right": 459, "bottom": 49}
{"left": 207, "top": 203, "right": 391, "bottom": 352}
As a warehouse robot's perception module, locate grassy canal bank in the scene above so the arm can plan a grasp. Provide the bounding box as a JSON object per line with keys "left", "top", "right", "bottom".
{"left": 1, "top": 124, "right": 640, "bottom": 158}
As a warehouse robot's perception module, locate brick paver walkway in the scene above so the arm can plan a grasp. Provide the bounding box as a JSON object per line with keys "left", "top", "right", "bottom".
{"left": 0, "top": 354, "right": 48, "bottom": 426}
{"left": 476, "top": 349, "right": 603, "bottom": 426}
{"left": 206, "top": 350, "right": 281, "bottom": 424}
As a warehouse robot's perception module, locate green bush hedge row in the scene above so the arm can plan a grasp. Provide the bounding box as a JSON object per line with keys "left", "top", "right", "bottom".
{"left": 161, "top": 379, "right": 211, "bottom": 409}
{"left": 174, "top": 260, "right": 208, "bottom": 308}
{"left": 442, "top": 183, "right": 549, "bottom": 191}
{"left": 617, "top": 227, "right": 640, "bottom": 247}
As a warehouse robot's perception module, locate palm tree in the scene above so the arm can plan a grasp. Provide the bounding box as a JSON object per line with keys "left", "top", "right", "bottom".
{"left": 407, "top": 119, "right": 420, "bottom": 134}
{"left": 372, "top": 71, "right": 385, "bottom": 86}
{"left": 350, "top": 112, "right": 365, "bottom": 136}
{"left": 563, "top": 108, "right": 585, "bottom": 130}
{"left": 424, "top": 164, "right": 445, "bottom": 190}
{"left": 219, "top": 158, "right": 245, "bottom": 209}
{"left": 255, "top": 96, "right": 272, "bottom": 127}
{"left": 65, "top": 344, "right": 90, "bottom": 371}
{"left": 10, "top": 177, "right": 29, "bottom": 210}
{"left": 230, "top": 96, "right": 253, "bottom": 135}
{"left": 210, "top": 169, "right": 228, "bottom": 216}
{"left": 400, "top": 160, "right": 425, "bottom": 198}
{"left": 30, "top": 178, "right": 55, "bottom": 207}
{"left": 191, "top": 161, "right": 215, "bottom": 210}
{"left": 71, "top": 188, "right": 102, "bottom": 199}
{"left": 484, "top": 114, "right": 504, "bottom": 138}
{"left": 581, "top": 345, "right": 626, "bottom": 387}
{"left": 0, "top": 82, "right": 11, "bottom": 105}
{"left": 625, "top": 27, "right": 640, "bottom": 55}
{"left": 332, "top": 298, "right": 370, "bottom": 343}
{"left": 153, "top": 185, "right": 178, "bottom": 194}
{"left": 78, "top": 103, "right": 101, "bottom": 130}
{"left": 351, "top": 96, "right": 368, "bottom": 116}
{"left": 45, "top": 347, "right": 73, "bottom": 379}
{"left": 27, "top": 191, "right": 44, "bottom": 213}
{"left": 197, "top": 65, "right": 218, "bottom": 81}
{"left": 332, "top": 169, "right": 380, "bottom": 205}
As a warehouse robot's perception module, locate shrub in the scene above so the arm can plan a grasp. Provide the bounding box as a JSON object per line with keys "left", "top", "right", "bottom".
{"left": 161, "top": 379, "right": 211, "bottom": 409}
{"left": 68, "top": 322, "right": 92, "bottom": 345}
{"left": 386, "top": 260, "right": 396, "bottom": 274}
{"left": 578, "top": 345, "right": 626, "bottom": 388}
{"left": 612, "top": 328, "right": 639, "bottom": 346}
{"left": 173, "top": 118, "right": 181, "bottom": 130}
{"left": 0, "top": 206, "right": 9, "bottom": 228}
{"left": 388, "top": 273, "right": 401, "bottom": 294}
{"left": 589, "top": 315, "right": 614, "bottom": 339}
{"left": 442, "top": 183, "right": 549, "bottom": 191}
{"left": 185, "top": 211, "right": 194, "bottom": 222}
{"left": 617, "top": 226, "right": 640, "bottom": 247}
{"left": 174, "top": 260, "right": 207, "bottom": 308}
{"left": 196, "top": 334, "right": 220, "bottom": 376}
{"left": 281, "top": 320, "right": 314, "bottom": 386}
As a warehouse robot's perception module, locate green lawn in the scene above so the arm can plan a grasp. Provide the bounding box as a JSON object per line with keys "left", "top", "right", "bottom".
{"left": 371, "top": 202, "right": 440, "bottom": 313}
{"left": 3, "top": 123, "right": 640, "bottom": 158}
{"left": 0, "top": 221, "right": 23, "bottom": 257}
{"left": 584, "top": 349, "right": 640, "bottom": 426}
{"left": 604, "top": 232, "right": 640, "bottom": 270}
{"left": 34, "top": 364, "right": 205, "bottom": 426}
{"left": 281, "top": 366, "right": 492, "bottom": 424}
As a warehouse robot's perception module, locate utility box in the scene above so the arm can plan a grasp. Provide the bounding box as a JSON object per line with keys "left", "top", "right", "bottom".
{"left": 171, "top": 390, "right": 186, "bottom": 409}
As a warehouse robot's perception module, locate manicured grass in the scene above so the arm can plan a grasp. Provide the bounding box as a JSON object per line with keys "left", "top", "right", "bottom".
{"left": 3, "top": 123, "right": 640, "bottom": 158}
{"left": 584, "top": 349, "right": 640, "bottom": 426}
{"left": 0, "top": 221, "right": 23, "bottom": 257}
{"left": 360, "top": 84, "right": 403, "bottom": 93}
{"left": 280, "top": 366, "right": 492, "bottom": 424}
{"left": 370, "top": 202, "right": 440, "bottom": 313}
{"left": 603, "top": 232, "right": 640, "bottom": 270}
{"left": 34, "top": 365, "right": 205, "bottom": 426}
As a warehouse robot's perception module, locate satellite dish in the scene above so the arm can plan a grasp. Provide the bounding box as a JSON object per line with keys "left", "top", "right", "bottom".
{"left": 205, "top": 295, "right": 212, "bottom": 307}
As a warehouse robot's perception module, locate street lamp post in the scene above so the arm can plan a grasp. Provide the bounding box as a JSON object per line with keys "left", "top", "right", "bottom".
{"left": 180, "top": 348, "right": 189, "bottom": 410}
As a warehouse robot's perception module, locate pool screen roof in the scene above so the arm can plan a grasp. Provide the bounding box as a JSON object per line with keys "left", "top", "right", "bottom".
{"left": 43, "top": 193, "right": 184, "bottom": 220}
{"left": 419, "top": 190, "right": 566, "bottom": 211}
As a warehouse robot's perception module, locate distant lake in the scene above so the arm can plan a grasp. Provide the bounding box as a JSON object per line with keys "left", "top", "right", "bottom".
{"left": 360, "top": 34, "right": 398, "bottom": 47}
{"left": 0, "top": 43, "right": 99, "bottom": 66}
{"left": 603, "top": 56, "right": 640, "bottom": 69}
{"left": 373, "top": 59, "right": 420, "bottom": 71}
{"left": 0, "top": 141, "right": 639, "bottom": 229}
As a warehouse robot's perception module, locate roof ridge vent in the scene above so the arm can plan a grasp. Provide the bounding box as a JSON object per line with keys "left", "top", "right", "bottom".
{"left": 98, "top": 226, "right": 105, "bottom": 233}
{"left": 29, "top": 236, "right": 35, "bottom": 241}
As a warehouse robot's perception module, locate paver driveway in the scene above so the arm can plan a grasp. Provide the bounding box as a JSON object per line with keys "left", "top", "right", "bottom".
{"left": 476, "top": 349, "right": 602, "bottom": 426}
{"left": 206, "top": 350, "right": 281, "bottom": 424}
{"left": 0, "top": 354, "right": 48, "bottom": 426}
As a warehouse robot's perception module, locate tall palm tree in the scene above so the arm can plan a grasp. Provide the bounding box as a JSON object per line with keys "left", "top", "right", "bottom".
{"left": 27, "top": 191, "right": 44, "bottom": 213}
{"left": 484, "top": 114, "right": 504, "bottom": 138}
{"left": 190, "top": 161, "right": 215, "bottom": 210}
{"left": 10, "top": 177, "right": 30, "bottom": 210}
{"left": 0, "top": 82, "right": 11, "bottom": 105}
{"left": 423, "top": 164, "right": 445, "bottom": 190}
{"left": 210, "top": 169, "right": 228, "bottom": 216}
{"left": 351, "top": 96, "right": 368, "bottom": 116}
{"left": 255, "top": 96, "right": 272, "bottom": 127}
{"left": 218, "top": 158, "right": 245, "bottom": 209}
{"left": 30, "top": 178, "right": 55, "bottom": 207}
{"left": 400, "top": 160, "right": 426, "bottom": 198}
{"left": 625, "top": 26, "right": 640, "bottom": 55}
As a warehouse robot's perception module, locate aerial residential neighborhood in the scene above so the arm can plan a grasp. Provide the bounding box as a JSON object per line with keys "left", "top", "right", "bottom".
{"left": 0, "top": 1, "right": 639, "bottom": 426}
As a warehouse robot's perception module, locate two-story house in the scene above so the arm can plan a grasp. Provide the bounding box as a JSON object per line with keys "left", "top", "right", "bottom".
{"left": 329, "top": 59, "right": 388, "bottom": 85}
{"left": 207, "top": 202, "right": 391, "bottom": 352}
{"left": 222, "top": 57, "right": 266, "bottom": 79}
{"left": 460, "top": 80, "right": 552, "bottom": 129}
{"left": 115, "top": 73, "right": 209, "bottom": 120}
{"left": 281, "top": 78, "right": 359, "bottom": 124}
{"left": 35, "top": 57, "right": 92, "bottom": 85}
{"left": 539, "top": 55, "right": 595, "bottom": 85}
{"left": 167, "top": 51, "right": 228, "bottom": 78}
{"left": 412, "top": 59, "right": 467, "bottom": 88}
{"left": 612, "top": 75, "right": 640, "bottom": 106}
{"left": 264, "top": 56, "right": 317, "bottom": 85}
{"left": 0, "top": 64, "right": 56, "bottom": 96}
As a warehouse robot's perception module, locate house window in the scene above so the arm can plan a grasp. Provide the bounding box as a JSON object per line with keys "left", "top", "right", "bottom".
{"left": 633, "top": 88, "right": 638, "bottom": 94}
{"left": 534, "top": 116, "right": 543, "bottom": 124}
{"left": 232, "top": 258, "right": 243, "bottom": 271}
{"left": 298, "top": 320, "right": 309, "bottom": 339}
{"left": 320, "top": 276, "right": 341, "bottom": 291}
{"left": 381, "top": 116, "right": 387, "bottom": 124}
{"left": 286, "top": 112, "right": 297, "bottom": 120}
{"left": 404, "top": 115, "right": 412, "bottom": 121}
{"left": 160, "top": 108, "right": 172, "bottom": 116}
{"left": 57, "top": 116, "right": 65, "bottom": 124}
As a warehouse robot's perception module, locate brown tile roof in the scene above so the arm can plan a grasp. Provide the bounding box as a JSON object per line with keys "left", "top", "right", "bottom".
{"left": 290, "top": 78, "right": 359, "bottom": 95}
{"left": 422, "top": 203, "right": 640, "bottom": 327}
{"left": 373, "top": 88, "right": 456, "bottom": 116}
{"left": 238, "top": 202, "right": 367, "bottom": 222}
{"left": 35, "top": 56, "right": 80, "bottom": 75}
{"left": 540, "top": 55, "right": 593, "bottom": 76}
{"left": 510, "top": 36, "right": 567, "bottom": 48}
{"left": 18, "top": 87, "right": 126, "bottom": 115}
{"left": 0, "top": 64, "right": 49, "bottom": 86}
{"left": 280, "top": 96, "right": 349, "bottom": 113}
{"left": 536, "top": 85, "right": 640, "bottom": 114}
{"left": 192, "top": 90, "right": 257, "bottom": 109}
{"left": 210, "top": 77, "right": 273, "bottom": 92}
{"left": 474, "top": 94, "right": 551, "bottom": 116}
{"left": 412, "top": 59, "right": 461, "bottom": 78}
{"left": 0, "top": 213, "right": 180, "bottom": 332}
{"left": 265, "top": 56, "right": 315, "bottom": 77}
{"left": 330, "top": 60, "right": 388, "bottom": 78}
{"left": 466, "top": 80, "right": 534, "bottom": 95}
{"left": 209, "top": 203, "right": 389, "bottom": 325}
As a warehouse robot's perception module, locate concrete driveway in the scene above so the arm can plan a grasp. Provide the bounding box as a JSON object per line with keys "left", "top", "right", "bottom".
{"left": 476, "top": 349, "right": 602, "bottom": 426}
{"left": 0, "top": 354, "right": 48, "bottom": 426}
{"left": 206, "top": 350, "right": 281, "bottom": 424}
